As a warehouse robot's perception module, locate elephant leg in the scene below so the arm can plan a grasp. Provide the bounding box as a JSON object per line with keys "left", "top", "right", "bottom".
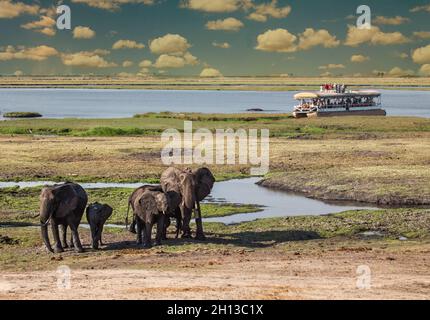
{"left": 41, "top": 224, "right": 53, "bottom": 253}
{"left": 175, "top": 217, "right": 182, "bottom": 239}
{"left": 128, "top": 216, "right": 137, "bottom": 234}
{"left": 162, "top": 217, "right": 171, "bottom": 240}
{"left": 155, "top": 216, "right": 164, "bottom": 246}
{"left": 136, "top": 218, "right": 143, "bottom": 245}
{"left": 51, "top": 221, "right": 64, "bottom": 253}
{"left": 143, "top": 222, "right": 153, "bottom": 249}
{"left": 99, "top": 224, "right": 105, "bottom": 247}
{"left": 60, "top": 224, "right": 69, "bottom": 248}
{"left": 181, "top": 208, "right": 192, "bottom": 239}
{"left": 91, "top": 224, "right": 99, "bottom": 250}
{"left": 195, "top": 202, "right": 206, "bottom": 241}
{"left": 69, "top": 222, "right": 84, "bottom": 253}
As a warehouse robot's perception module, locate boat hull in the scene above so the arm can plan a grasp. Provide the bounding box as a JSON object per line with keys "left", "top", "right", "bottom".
{"left": 305, "top": 109, "right": 386, "bottom": 118}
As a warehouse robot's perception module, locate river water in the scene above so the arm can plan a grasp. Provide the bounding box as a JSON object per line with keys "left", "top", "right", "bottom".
{"left": 0, "top": 88, "right": 429, "bottom": 118}
{"left": 0, "top": 178, "right": 376, "bottom": 224}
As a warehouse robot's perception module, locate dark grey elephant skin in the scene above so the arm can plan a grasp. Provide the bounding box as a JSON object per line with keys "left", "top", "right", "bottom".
{"left": 127, "top": 185, "right": 181, "bottom": 239}
{"left": 133, "top": 190, "right": 169, "bottom": 248}
{"left": 160, "top": 167, "right": 215, "bottom": 240}
{"left": 86, "top": 203, "right": 113, "bottom": 250}
{"left": 39, "top": 182, "right": 88, "bottom": 253}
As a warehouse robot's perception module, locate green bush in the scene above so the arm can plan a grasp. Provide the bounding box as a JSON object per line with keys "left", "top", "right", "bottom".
{"left": 3, "top": 112, "right": 42, "bottom": 118}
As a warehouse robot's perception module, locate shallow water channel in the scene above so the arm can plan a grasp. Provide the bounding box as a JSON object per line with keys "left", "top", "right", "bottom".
{"left": 0, "top": 178, "right": 377, "bottom": 225}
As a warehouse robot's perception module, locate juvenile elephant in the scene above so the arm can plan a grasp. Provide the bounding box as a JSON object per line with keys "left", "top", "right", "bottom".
{"left": 86, "top": 202, "right": 113, "bottom": 250}
{"left": 160, "top": 167, "right": 215, "bottom": 240}
{"left": 40, "top": 182, "right": 88, "bottom": 253}
{"left": 133, "top": 190, "right": 169, "bottom": 248}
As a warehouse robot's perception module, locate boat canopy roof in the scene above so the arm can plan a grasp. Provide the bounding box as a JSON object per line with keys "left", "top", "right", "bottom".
{"left": 294, "top": 90, "right": 381, "bottom": 100}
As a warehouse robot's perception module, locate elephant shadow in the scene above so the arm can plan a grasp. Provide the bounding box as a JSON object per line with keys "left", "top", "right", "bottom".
{"left": 161, "top": 229, "right": 322, "bottom": 249}
{"left": 99, "top": 229, "right": 321, "bottom": 251}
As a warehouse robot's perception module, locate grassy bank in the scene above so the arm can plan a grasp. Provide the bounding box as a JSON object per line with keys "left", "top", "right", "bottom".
{"left": 2, "top": 112, "right": 42, "bottom": 119}
{"left": 0, "top": 186, "right": 262, "bottom": 225}
{"left": 0, "top": 207, "right": 428, "bottom": 271}
{"left": 1, "top": 114, "right": 429, "bottom": 138}
{"left": 0, "top": 113, "right": 429, "bottom": 205}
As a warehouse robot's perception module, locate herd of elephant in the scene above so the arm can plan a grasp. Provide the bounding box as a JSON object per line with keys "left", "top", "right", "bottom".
{"left": 39, "top": 167, "right": 215, "bottom": 253}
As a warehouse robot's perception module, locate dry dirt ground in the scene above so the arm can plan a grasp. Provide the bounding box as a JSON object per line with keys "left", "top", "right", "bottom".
{"left": 1, "top": 241, "right": 429, "bottom": 300}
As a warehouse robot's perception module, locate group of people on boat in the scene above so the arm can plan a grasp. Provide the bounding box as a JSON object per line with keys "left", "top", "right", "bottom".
{"left": 321, "top": 83, "right": 348, "bottom": 93}
{"left": 312, "top": 96, "right": 376, "bottom": 109}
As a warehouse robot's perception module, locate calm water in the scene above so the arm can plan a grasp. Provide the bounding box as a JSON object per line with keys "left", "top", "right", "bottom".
{"left": 0, "top": 88, "right": 429, "bottom": 118}
{"left": 0, "top": 178, "right": 376, "bottom": 224}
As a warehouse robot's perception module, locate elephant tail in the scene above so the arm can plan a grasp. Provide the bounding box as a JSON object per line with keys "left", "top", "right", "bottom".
{"left": 125, "top": 200, "right": 131, "bottom": 230}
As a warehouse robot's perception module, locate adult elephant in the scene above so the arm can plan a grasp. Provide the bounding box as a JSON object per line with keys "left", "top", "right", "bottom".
{"left": 40, "top": 182, "right": 88, "bottom": 253}
{"left": 160, "top": 167, "right": 215, "bottom": 240}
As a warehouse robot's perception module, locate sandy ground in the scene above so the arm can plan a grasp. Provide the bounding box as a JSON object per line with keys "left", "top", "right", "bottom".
{"left": 1, "top": 245, "right": 429, "bottom": 300}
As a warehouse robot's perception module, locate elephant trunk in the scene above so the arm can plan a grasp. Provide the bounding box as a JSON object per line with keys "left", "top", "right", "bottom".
{"left": 40, "top": 198, "right": 55, "bottom": 252}
{"left": 41, "top": 223, "right": 53, "bottom": 253}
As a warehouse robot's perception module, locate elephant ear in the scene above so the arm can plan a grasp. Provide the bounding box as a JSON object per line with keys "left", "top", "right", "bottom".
{"left": 101, "top": 205, "right": 113, "bottom": 220}
{"left": 193, "top": 167, "right": 215, "bottom": 201}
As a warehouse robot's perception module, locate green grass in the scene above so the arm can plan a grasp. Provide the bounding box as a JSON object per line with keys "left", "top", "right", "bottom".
{"left": 0, "top": 113, "right": 429, "bottom": 138}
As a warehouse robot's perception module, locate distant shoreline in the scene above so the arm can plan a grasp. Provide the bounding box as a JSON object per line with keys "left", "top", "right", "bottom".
{"left": 1, "top": 76, "right": 430, "bottom": 91}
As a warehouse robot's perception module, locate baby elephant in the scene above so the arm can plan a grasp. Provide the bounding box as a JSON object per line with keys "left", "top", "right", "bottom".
{"left": 134, "top": 190, "right": 169, "bottom": 248}
{"left": 86, "top": 203, "right": 113, "bottom": 249}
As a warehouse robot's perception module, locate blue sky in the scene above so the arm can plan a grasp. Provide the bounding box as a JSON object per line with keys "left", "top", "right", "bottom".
{"left": 1, "top": 0, "right": 430, "bottom": 77}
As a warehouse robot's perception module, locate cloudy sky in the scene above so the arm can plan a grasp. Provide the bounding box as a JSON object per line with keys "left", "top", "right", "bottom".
{"left": 1, "top": 0, "right": 430, "bottom": 77}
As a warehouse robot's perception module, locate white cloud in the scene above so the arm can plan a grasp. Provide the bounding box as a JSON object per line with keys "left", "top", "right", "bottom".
{"left": 419, "top": 64, "right": 430, "bottom": 75}
{"left": 21, "top": 16, "right": 56, "bottom": 36}
{"left": 73, "top": 26, "right": 96, "bottom": 39}
{"left": 139, "top": 59, "right": 153, "bottom": 68}
{"left": 410, "top": 4, "right": 430, "bottom": 13}
{"left": 0, "top": 0, "right": 39, "bottom": 19}
{"left": 122, "top": 60, "right": 134, "bottom": 67}
{"left": 345, "top": 25, "right": 410, "bottom": 46}
{"left": 247, "top": 0, "right": 291, "bottom": 22}
{"left": 412, "top": 44, "right": 430, "bottom": 64}
{"left": 413, "top": 31, "right": 430, "bottom": 39}
{"left": 113, "top": 39, "right": 145, "bottom": 49}
{"left": 255, "top": 28, "right": 297, "bottom": 53}
{"left": 298, "top": 28, "right": 340, "bottom": 50}
{"left": 318, "top": 64, "right": 345, "bottom": 70}
{"left": 61, "top": 50, "right": 117, "bottom": 68}
{"left": 206, "top": 17, "right": 244, "bottom": 32}
{"left": 71, "top": 0, "right": 154, "bottom": 11}
{"left": 181, "top": 0, "right": 241, "bottom": 13}
{"left": 154, "top": 54, "right": 186, "bottom": 68}
{"left": 351, "top": 54, "right": 369, "bottom": 63}
{"left": 388, "top": 67, "right": 415, "bottom": 77}
{"left": 374, "top": 16, "right": 410, "bottom": 25}
{"left": 200, "top": 67, "right": 223, "bottom": 77}
{"left": 256, "top": 28, "right": 339, "bottom": 53}
{"left": 149, "top": 34, "right": 191, "bottom": 55}
{"left": 153, "top": 51, "right": 199, "bottom": 69}
{"left": 212, "top": 42, "right": 230, "bottom": 49}
{"left": 0, "top": 45, "right": 58, "bottom": 61}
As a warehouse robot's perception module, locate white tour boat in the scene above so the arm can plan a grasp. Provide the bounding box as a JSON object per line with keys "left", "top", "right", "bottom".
{"left": 293, "top": 85, "right": 386, "bottom": 118}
